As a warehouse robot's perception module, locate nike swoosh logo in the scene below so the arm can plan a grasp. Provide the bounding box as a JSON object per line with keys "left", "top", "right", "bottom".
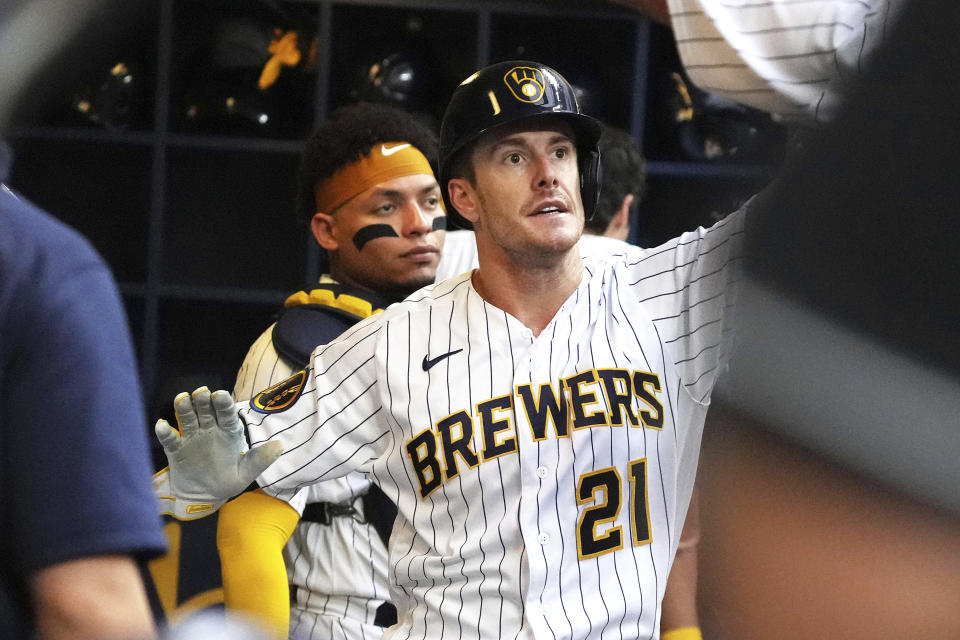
{"left": 422, "top": 348, "right": 463, "bottom": 371}
{"left": 381, "top": 143, "right": 411, "bottom": 156}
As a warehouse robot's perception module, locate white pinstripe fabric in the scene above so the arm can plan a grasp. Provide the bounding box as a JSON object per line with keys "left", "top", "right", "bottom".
{"left": 235, "top": 322, "right": 392, "bottom": 640}
{"left": 242, "top": 207, "right": 746, "bottom": 640}
{"left": 666, "top": 0, "right": 903, "bottom": 122}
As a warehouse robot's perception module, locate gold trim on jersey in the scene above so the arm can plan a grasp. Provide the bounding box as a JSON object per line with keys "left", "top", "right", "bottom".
{"left": 628, "top": 458, "right": 652, "bottom": 547}
{"left": 597, "top": 368, "right": 642, "bottom": 427}
{"left": 476, "top": 394, "right": 517, "bottom": 461}
{"left": 576, "top": 458, "right": 652, "bottom": 560}
{"left": 405, "top": 427, "right": 442, "bottom": 499}
{"left": 185, "top": 503, "right": 215, "bottom": 514}
{"left": 404, "top": 368, "right": 664, "bottom": 500}
{"left": 436, "top": 410, "right": 482, "bottom": 482}
{"left": 565, "top": 369, "right": 612, "bottom": 429}
{"left": 576, "top": 466, "right": 625, "bottom": 560}
{"left": 516, "top": 383, "right": 570, "bottom": 441}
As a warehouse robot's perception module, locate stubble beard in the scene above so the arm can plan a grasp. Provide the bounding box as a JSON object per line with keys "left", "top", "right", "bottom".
{"left": 477, "top": 192, "right": 582, "bottom": 268}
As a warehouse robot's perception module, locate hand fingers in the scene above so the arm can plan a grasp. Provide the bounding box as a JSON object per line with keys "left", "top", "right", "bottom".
{"left": 211, "top": 390, "right": 242, "bottom": 436}
{"left": 173, "top": 391, "right": 198, "bottom": 436}
{"left": 239, "top": 440, "right": 284, "bottom": 483}
{"left": 155, "top": 419, "right": 181, "bottom": 453}
{"left": 192, "top": 386, "right": 216, "bottom": 430}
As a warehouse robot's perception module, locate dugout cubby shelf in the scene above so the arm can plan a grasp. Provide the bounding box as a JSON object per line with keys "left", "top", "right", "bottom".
{"left": 6, "top": 0, "right": 784, "bottom": 408}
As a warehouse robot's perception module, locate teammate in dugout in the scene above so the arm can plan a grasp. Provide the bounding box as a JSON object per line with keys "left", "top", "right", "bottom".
{"left": 150, "top": 102, "right": 444, "bottom": 637}
{"left": 222, "top": 102, "right": 444, "bottom": 639}
{"left": 155, "top": 60, "right": 744, "bottom": 639}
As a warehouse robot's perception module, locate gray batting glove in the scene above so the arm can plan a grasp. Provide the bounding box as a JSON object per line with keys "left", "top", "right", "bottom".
{"left": 155, "top": 387, "right": 283, "bottom": 520}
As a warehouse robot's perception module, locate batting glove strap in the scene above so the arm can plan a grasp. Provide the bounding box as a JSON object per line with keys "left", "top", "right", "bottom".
{"left": 152, "top": 467, "right": 225, "bottom": 520}
{"left": 153, "top": 388, "right": 283, "bottom": 515}
{"left": 661, "top": 627, "right": 703, "bottom": 640}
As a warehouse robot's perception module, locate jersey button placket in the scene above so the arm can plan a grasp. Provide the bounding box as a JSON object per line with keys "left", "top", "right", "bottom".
{"left": 514, "top": 332, "right": 555, "bottom": 636}
{"left": 521, "top": 327, "right": 536, "bottom": 367}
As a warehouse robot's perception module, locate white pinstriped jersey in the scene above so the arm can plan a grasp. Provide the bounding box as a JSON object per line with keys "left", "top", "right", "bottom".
{"left": 241, "top": 208, "right": 745, "bottom": 640}
{"left": 666, "top": 0, "right": 904, "bottom": 123}
{"left": 235, "top": 308, "right": 392, "bottom": 640}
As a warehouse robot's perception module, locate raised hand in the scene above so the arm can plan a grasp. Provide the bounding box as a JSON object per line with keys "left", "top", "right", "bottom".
{"left": 155, "top": 387, "right": 283, "bottom": 519}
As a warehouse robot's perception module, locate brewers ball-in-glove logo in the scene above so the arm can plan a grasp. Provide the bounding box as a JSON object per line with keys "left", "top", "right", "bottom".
{"left": 251, "top": 369, "right": 308, "bottom": 413}
{"left": 504, "top": 66, "right": 545, "bottom": 103}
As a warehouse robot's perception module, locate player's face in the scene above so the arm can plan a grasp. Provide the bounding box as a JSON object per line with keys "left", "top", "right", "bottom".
{"left": 458, "top": 120, "right": 584, "bottom": 263}
{"left": 312, "top": 173, "right": 446, "bottom": 298}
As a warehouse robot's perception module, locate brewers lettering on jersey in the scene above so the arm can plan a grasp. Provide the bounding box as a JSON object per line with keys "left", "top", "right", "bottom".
{"left": 240, "top": 207, "right": 743, "bottom": 639}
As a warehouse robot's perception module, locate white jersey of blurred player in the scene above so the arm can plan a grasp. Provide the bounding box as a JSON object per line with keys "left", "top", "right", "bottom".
{"left": 239, "top": 206, "right": 745, "bottom": 639}
{"left": 662, "top": 0, "right": 905, "bottom": 123}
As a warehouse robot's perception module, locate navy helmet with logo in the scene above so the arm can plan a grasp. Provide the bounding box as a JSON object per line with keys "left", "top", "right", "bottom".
{"left": 438, "top": 60, "right": 603, "bottom": 226}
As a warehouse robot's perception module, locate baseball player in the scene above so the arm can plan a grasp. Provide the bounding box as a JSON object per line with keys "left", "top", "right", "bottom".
{"left": 437, "top": 120, "right": 705, "bottom": 640}
{"left": 223, "top": 102, "right": 445, "bottom": 640}
{"left": 154, "top": 102, "right": 446, "bottom": 639}
{"left": 156, "top": 60, "right": 744, "bottom": 639}
{"left": 438, "top": 122, "right": 647, "bottom": 273}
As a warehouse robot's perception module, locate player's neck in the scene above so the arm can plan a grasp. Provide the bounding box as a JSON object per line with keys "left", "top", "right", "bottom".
{"left": 471, "top": 247, "right": 583, "bottom": 336}
{"left": 327, "top": 266, "right": 410, "bottom": 305}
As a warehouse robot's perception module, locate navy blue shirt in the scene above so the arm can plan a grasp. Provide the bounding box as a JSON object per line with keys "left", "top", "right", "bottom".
{"left": 0, "top": 144, "right": 166, "bottom": 637}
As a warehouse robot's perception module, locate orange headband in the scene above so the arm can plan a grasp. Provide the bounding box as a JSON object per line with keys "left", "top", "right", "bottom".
{"left": 314, "top": 142, "right": 435, "bottom": 213}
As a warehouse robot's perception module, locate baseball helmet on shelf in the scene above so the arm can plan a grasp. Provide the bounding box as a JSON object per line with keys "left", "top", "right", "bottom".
{"left": 438, "top": 60, "right": 603, "bottom": 228}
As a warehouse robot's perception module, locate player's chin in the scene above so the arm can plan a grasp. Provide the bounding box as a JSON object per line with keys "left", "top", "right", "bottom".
{"left": 391, "top": 269, "right": 438, "bottom": 297}
{"left": 530, "top": 221, "right": 580, "bottom": 251}
{"left": 398, "top": 248, "right": 441, "bottom": 268}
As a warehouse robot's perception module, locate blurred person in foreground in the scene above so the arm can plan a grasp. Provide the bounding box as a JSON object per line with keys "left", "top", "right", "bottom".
{"left": 608, "top": 1, "right": 960, "bottom": 638}
{"left": 1, "top": 3, "right": 166, "bottom": 638}
{"left": 0, "top": 143, "right": 165, "bottom": 640}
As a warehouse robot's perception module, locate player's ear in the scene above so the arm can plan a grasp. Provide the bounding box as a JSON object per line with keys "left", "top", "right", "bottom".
{"left": 447, "top": 178, "right": 480, "bottom": 225}
{"left": 311, "top": 212, "right": 339, "bottom": 251}
{"left": 605, "top": 193, "right": 632, "bottom": 241}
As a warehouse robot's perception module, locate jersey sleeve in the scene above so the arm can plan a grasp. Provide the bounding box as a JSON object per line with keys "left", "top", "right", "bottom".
{"left": 665, "top": 0, "right": 902, "bottom": 123}
{"left": 627, "top": 206, "right": 746, "bottom": 403}
{"left": 239, "top": 314, "right": 390, "bottom": 505}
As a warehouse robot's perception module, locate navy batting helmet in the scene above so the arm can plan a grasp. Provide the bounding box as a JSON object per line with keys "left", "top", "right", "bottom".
{"left": 438, "top": 60, "right": 603, "bottom": 227}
